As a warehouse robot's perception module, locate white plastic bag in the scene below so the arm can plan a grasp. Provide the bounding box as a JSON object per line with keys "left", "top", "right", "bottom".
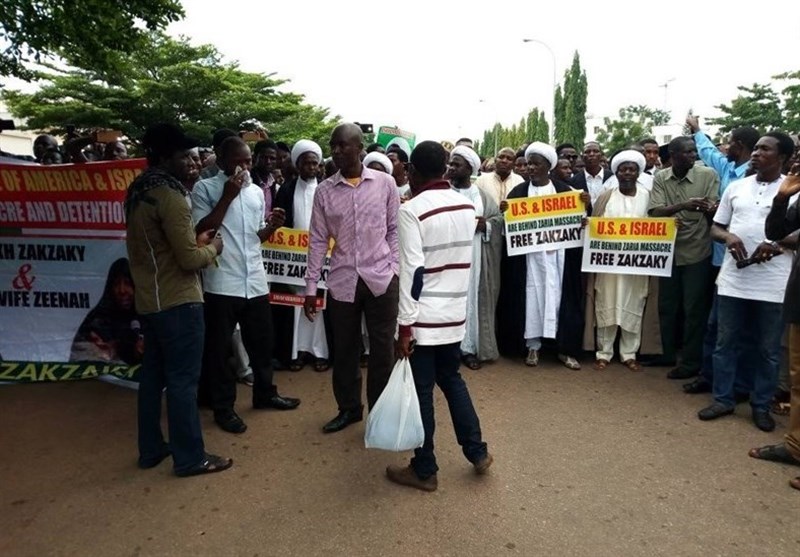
{"left": 364, "top": 357, "right": 424, "bottom": 451}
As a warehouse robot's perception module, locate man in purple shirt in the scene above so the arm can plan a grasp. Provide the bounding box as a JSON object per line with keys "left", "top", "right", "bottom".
{"left": 304, "top": 123, "right": 400, "bottom": 433}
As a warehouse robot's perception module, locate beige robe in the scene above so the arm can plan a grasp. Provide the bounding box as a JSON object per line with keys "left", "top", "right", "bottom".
{"left": 582, "top": 188, "right": 663, "bottom": 354}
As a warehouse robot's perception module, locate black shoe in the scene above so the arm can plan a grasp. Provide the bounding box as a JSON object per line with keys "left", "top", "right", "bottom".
{"left": 752, "top": 410, "right": 776, "bottom": 432}
{"left": 682, "top": 377, "right": 712, "bottom": 394}
{"left": 667, "top": 367, "right": 699, "bottom": 380}
{"left": 698, "top": 403, "right": 735, "bottom": 421}
{"left": 214, "top": 410, "right": 247, "bottom": 434}
{"left": 253, "top": 394, "right": 300, "bottom": 411}
{"left": 322, "top": 408, "right": 363, "bottom": 433}
{"left": 641, "top": 356, "right": 676, "bottom": 367}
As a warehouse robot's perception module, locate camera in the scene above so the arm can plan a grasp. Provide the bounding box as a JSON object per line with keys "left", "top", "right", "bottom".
{"left": 355, "top": 122, "right": 373, "bottom": 134}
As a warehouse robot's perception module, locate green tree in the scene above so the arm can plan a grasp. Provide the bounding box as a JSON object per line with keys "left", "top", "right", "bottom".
{"left": 476, "top": 108, "right": 548, "bottom": 158}
{"left": 553, "top": 52, "right": 588, "bottom": 147}
{"left": 595, "top": 105, "right": 670, "bottom": 155}
{"left": 0, "top": 0, "right": 183, "bottom": 81}
{"left": 2, "top": 32, "right": 339, "bottom": 149}
{"left": 707, "top": 78, "right": 800, "bottom": 134}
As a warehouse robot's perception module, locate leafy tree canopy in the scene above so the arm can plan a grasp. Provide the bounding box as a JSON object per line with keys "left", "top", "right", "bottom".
{"left": 707, "top": 73, "right": 800, "bottom": 134}
{"left": 0, "top": 0, "right": 184, "bottom": 81}
{"left": 2, "top": 32, "right": 339, "bottom": 149}
{"left": 594, "top": 105, "right": 669, "bottom": 155}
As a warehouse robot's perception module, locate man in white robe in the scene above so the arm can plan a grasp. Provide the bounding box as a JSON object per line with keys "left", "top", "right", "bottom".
{"left": 501, "top": 143, "right": 566, "bottom": 367}
{"left": 448, "top": 146, "right": 503, "bottom": 369}
{"left": 274, "top": 140, "right": 330, "bottom": 371}
{"left": 590, "top": 151, "right": 650, "bottom": 371}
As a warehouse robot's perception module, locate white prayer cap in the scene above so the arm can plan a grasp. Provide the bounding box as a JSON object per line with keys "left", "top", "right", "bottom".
{"left": 610, "top": 150, "right": 646, "bottom": 174}
{"left": 363, "top": 151, "right": 393, "bottom": 174}
{"left": 524, "top": 142, "right": 558, "bottom": 170}
{"left": 450, "top": 145, "right": 481, "bottom": 176}
{"left": 386, "top": 137, "right": 411, "bottom": 159}
{"left": 290, "top": 139, "right": 323, "bottom": 167}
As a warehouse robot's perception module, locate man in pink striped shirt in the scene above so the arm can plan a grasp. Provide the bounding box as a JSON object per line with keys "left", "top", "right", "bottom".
{"left": 304, "top": 123, "right": 400, "bottom": 433}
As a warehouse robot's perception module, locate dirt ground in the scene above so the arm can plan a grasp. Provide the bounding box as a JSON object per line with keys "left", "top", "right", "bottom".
{"left": 1, "top": 356, "right": 798, "bottom": 557}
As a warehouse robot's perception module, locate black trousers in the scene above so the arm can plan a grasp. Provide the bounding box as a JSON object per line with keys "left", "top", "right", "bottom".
{"left": 201, "top": 293, "right": 276, "bottom": 413}
{"left": 327, "top": 276, "right": 399, "bottom": 412}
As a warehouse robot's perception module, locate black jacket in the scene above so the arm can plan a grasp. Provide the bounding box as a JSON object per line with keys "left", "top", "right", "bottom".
{"left": 273, "top": 178, "right": 298, "bottom": 227}
{"left": 765, "top": 194, "right": 800, "bottom": 324}
{"left": 570, "top": 168, "right": 613, "bottom": 191}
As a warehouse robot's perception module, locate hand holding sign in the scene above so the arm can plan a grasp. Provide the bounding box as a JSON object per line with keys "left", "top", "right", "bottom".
{"left": 303, "top": 296, "right": 318, "bottom": 322}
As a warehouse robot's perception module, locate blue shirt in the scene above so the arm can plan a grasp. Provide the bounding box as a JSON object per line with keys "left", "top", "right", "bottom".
{"left": 693, "top": 131, "right": 749, "bottom": 266}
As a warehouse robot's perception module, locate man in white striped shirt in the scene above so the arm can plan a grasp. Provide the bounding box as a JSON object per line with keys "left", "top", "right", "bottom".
{"left": 386, "top": 141, "right": 493, "bottom": 492}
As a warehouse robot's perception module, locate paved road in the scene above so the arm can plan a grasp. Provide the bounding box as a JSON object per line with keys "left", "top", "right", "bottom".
{"left": 1, "top": 356, "right": 797, "bottom": 556}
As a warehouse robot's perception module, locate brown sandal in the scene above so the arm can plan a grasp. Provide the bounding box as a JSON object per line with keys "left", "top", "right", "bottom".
{"left": 593, "top": 359, "right": 609, "bottom": 371}
{"left": 791, "top": 477, "right": 800, "bottom": 491}
{"left": 623, "top": 359, "right": 642, "bottom": 372}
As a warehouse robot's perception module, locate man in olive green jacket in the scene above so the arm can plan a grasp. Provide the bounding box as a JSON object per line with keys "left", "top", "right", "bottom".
{"left": 126, "top": 123, "right": 231, "bottom": 478}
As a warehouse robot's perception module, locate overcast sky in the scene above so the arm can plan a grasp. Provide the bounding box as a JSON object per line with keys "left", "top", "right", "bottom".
{"left": 5, "top": 1, "right": 800, "bottom": 145}
{"left": 167, "top": 0, "right": 800, "bottom": 144}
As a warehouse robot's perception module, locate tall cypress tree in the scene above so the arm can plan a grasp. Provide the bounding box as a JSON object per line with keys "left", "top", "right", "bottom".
{"left": 554, "top": 51, "right": 587, "bottom": 147}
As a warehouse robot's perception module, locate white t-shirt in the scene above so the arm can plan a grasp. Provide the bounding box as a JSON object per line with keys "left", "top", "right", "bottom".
{"left": 714, "top": 174, "right": 795, "bottom": 304}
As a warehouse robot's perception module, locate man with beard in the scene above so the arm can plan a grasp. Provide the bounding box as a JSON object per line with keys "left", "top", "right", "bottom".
{"left": 447, "top": 145, "right": 503, "bottom": 369}
{"left": 476, "top": 147, "right": 525, "bottom": 206}
{"left": 304, "top": 123, "right": 400, "bottom": 433}
{"left": 274, "top": 140, "right": 331, "bottom": 372}
{"left": 497, "top": 142, "right": 588, "bottom": 369}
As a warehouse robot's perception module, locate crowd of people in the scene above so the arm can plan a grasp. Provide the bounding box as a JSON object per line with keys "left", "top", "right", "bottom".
{"left": 9, "top": 116, "right": 800, "bottom": 492}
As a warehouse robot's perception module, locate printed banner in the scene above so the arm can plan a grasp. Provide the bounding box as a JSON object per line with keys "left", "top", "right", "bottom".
{"left": 581, "top": 217, "right": 676, "bottom": 277}
{"left": 0, "top": 159, "right": 146, "bottom": 384}
{"left": 504, "top": 191, "right": 586, "bottom": 256}
{"left": 0, "top": 159, "right": 144, "bottom": 230}
{"left": 376, "top": 126, "right": 416, "bottom": 150}
{"left": 268, "top": 291, "right": 327, "bottom": 309}
{"left": 262, "top": 228, "right": 330, "bottom": 289}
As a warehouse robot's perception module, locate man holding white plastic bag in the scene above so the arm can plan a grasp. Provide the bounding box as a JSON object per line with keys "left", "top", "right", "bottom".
{"left": 386, "top": 141, "right": 494, "bottom": 492}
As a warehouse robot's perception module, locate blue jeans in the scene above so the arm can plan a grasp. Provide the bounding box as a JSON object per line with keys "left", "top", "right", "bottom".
{"left": 138, "top": 303, "right": 206, "bottom": 474}
{"left": 712, "top": 296, "right": 782, "bottom": 412}
{"left": 409, "top": 342, "right": 487, "bottom": 479}
{"left": 702, "top": 290, "right": 754, "bottom": 394}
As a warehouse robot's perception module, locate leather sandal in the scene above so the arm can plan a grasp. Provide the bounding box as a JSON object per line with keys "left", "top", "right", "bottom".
{"left": 623, "top": 359, "right": 642, "bottom": 372}
{"left": 289, "top": 358, "right": 306, "bottom": 372}
{"left": 175, "top": 454, "right": 233, "bottom": 477}
{"left": 593, "top": 359, "right": 610, "bottom": 371}
{"left": 314, "top": 358, "right": 330, "bottom": 372}
{"left": 748, "top": 444, "right": 800, "bottom": 466}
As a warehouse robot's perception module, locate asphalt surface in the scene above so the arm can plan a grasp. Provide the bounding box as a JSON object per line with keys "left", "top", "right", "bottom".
{"left": 1, "top": 355, "right": 798, "bottom": 557}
